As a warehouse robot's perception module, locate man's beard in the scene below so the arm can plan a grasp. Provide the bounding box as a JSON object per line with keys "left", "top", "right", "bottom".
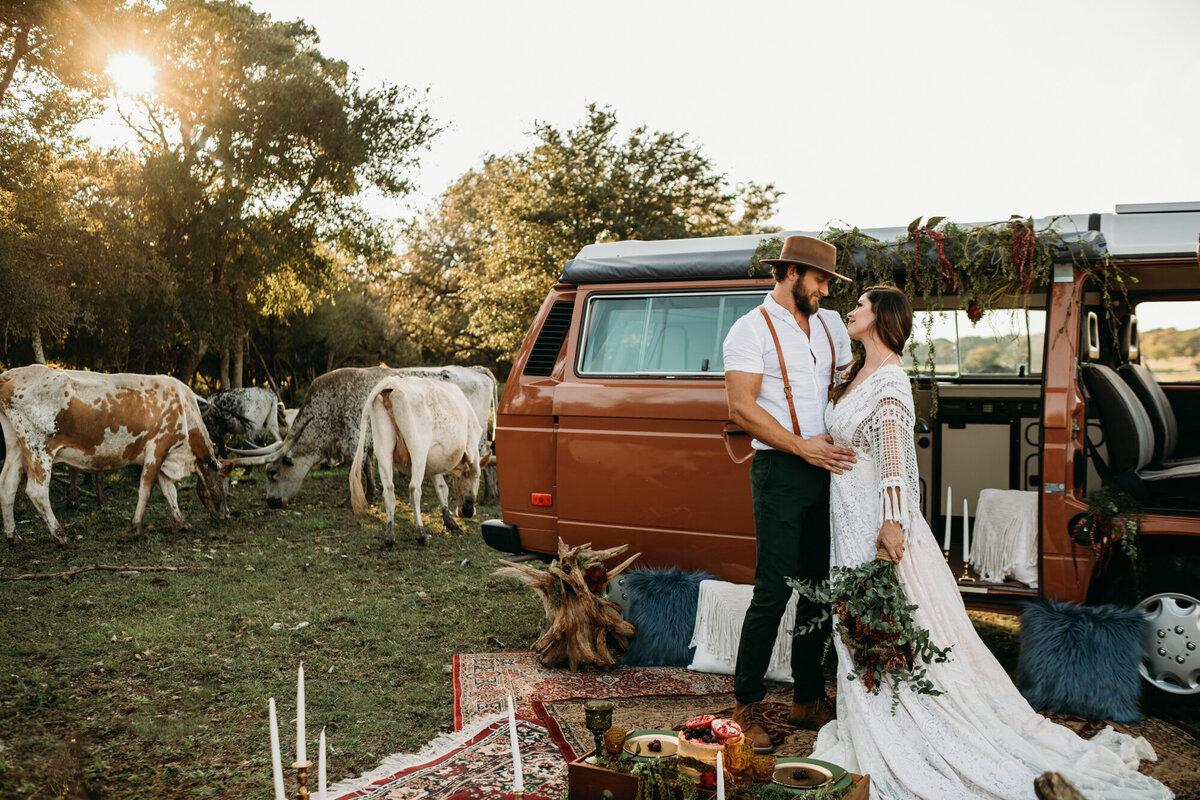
{"left": 791, "top": 282, "right": 820, "bottom": 316}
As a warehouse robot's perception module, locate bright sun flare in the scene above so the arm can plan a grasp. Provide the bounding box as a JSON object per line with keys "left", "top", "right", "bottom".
{"left": 106, "top": 51, "right": 156, "bottom": 96}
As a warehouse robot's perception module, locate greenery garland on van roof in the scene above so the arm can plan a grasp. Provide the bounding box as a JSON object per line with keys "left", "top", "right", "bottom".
{"left": 753, "top": 216, "right": 1128, "bottom": 417}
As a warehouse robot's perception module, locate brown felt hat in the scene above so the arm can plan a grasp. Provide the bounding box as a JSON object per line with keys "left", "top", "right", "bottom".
{"left": 760, "top": 235, "right": 852, "bottom": 282}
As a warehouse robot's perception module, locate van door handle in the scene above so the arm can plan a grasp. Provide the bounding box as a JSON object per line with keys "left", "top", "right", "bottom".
{"left": 723, "top": 423, "right": 748, "bottom": 435}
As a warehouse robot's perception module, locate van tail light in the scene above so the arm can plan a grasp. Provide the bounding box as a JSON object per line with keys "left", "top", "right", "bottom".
{"left": 531, "top": 493, "right": 553, "bottom": 507}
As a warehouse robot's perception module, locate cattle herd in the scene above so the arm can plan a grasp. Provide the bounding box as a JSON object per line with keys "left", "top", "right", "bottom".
{"left": 0, "top": 363, "right": 498, "bottom": 547}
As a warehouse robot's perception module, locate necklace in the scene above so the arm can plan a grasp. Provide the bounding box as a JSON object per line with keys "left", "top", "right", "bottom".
{"left": 864, "top": 351, "right": 900, "bottom": 372}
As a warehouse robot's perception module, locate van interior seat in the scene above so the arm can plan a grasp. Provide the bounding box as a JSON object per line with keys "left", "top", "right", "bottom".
{"left": 1118, "top": 362, "right": 1200, "bottom": 468}
{"left": 1080, "top": 363, "right": 1200, "bottom": 505}
{"left": 1115, "top": 313, "right": 1200, "bottom": 468}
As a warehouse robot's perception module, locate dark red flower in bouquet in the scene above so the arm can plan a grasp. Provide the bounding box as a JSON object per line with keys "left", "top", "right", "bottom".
{"left": 584, "top": 564, "right": 609, "bottom": 594}
{"left": 966, "top": 300, "right": 982, "bottom": 323}
{"left": 700, "top": 769, "right": 717, "bottom": 790}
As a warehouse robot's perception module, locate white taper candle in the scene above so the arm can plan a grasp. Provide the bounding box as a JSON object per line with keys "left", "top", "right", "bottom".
{"left": 507, "top": 694, "right": 524, "bottom": 792}
{"left": 963, "top": 497, "right": 971, "bottom": 563}
{"left": 297, "top": 662, "right": 306, "bottom": 765}
{"left": 318, "top": 727, "right": 327, "bottom": 800}
{"left": 716, "top": 750, "right": 725, "bottom": 799}
{"left": 943, "top": 485, "right": 953, "bottom": 551}
{"left": 268, "top": 697, "right": 286, "bottom": 800}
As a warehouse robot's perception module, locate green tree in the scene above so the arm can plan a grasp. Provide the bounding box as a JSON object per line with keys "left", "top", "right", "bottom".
{"left": 127, "top": 0, "right": 439, "bottom": 385}
{"left": 0, "top": 1, "right": 136, "bottom": 363}
{"left": 393, "top": 104, "right": 780, "bottom": 366}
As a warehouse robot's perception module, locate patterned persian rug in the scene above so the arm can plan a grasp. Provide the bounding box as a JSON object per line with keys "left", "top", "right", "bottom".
{"left": 329, "top": 714, "right": 567, "bottom": 800}
{"left": 537, "top": 689, "right": 1200, "bottom": 799}
{"left": 453, "top": 651, "right": 734, "bottom": 730}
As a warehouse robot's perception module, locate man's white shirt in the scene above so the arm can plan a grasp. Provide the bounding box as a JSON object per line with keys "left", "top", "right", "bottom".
{"left": 722, "top": 294, "right": 852, "bottom": 450}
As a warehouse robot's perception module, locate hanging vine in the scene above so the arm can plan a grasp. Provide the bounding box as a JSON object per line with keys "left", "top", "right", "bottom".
{"left": 751, "top": 215, "right": 1124, "bottom": 419}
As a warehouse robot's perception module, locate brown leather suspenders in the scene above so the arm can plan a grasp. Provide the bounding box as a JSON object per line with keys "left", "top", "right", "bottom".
{"left": 758, "top": 307, "right": 837, "bottom": 437}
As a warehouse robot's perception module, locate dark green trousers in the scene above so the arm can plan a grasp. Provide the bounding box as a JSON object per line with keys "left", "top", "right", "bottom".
{"left": 734, "top": 449, "right": 831, "bottom": 704}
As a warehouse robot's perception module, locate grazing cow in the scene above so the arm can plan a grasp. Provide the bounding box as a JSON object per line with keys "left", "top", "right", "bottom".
{"left": 238, "top": 366, "right": 497, "bottom": 508}
{"left": 198, "top": 387, "right": 283, "bottom": 457}
{"left": 349, "top": 376, "right": 482, "bottom": 546}
{"left": 0, "top": 365, "right": 233, "bottom": 544}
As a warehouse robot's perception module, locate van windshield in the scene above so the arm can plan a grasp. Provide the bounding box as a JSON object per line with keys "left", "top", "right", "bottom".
{"left": 579, "top": 290, "right": 766, "bottom": 375}
{"left": 905, "top": 307, "right": 1046, "bottom": 378}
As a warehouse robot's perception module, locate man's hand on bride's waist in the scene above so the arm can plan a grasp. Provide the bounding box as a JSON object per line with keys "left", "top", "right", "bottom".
{"left": 795, "top": 434, "right": 856, "bottom": 474}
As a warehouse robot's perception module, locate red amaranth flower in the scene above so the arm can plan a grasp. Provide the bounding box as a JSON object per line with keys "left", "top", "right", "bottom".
{"left": 584, "top": 564, "right": 608, "bottom": 594}
{"left": 966, "top": 301, "right": 982, "bottom": 323}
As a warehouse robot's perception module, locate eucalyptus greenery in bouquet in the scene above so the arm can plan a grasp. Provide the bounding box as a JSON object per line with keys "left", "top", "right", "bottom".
{"left": 788, "top": 550, "right": 952, "bottom": 709}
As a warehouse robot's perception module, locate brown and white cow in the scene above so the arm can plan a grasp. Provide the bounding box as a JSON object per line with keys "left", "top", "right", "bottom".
{"left": 348, "top": 376, "right": 482, "bottom": 546}
{"left": 0, "top": 365, "right": 233, "bottom": 544}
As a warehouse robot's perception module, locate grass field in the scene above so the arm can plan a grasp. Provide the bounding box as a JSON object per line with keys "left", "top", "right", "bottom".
{"left": 1, "top": 464, "right": 1184, "bottom": 799}
{"left": 0, "top": 465, "right": 543, "bottom": 799}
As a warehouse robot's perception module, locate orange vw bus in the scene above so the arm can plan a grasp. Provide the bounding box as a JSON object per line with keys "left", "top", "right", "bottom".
{"left": 484, "top": 202, "right": 1200, "bottom": 702}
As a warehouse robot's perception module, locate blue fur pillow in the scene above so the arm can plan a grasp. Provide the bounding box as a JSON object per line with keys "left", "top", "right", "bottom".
{"left": 621, "top": 567, "right": 717, "bottom": 667}
{"left": 1017, "top": 598, "right": 1147, "bottom": 724}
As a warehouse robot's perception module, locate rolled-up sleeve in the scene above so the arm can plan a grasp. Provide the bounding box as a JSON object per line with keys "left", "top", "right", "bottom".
{"left": 723, "top": 316, "right": 765, "bottom": 375}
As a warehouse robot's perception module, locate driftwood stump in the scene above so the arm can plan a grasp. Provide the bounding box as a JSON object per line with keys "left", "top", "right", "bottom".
{"left": 494, "top": 538, "right": 640, "bottom": 671}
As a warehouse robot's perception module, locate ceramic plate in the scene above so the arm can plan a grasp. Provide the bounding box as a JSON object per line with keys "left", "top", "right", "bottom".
{"left": 771, "top": 757, "right": 851, "bottom": 791}
{"left": 622, "top": 729, "right": 678, "bottom": 758}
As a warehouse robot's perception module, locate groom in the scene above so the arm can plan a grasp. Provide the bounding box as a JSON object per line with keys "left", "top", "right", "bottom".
{"left": 722, "top": 235, "right": 855, "bottom": 753}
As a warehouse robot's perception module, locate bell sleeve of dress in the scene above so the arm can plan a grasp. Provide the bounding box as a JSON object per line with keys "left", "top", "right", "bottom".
{"left": 869, "top": 385, "right": 919, "bottom": 543}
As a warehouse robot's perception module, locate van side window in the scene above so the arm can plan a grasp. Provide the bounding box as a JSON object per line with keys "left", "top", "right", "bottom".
{"left": 906, "top": 308, "right": 1045, "bottom": 378}
{"left": 1135, "top": 300, "right": 1200, "bottom": 383}
{"left": 579, "top": 291, "right": 766, "bottom": 376}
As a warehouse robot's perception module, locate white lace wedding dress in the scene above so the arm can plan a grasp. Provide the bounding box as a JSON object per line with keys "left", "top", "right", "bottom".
{"left": 809, "top": 364, "right": 1172, "bottom": 800}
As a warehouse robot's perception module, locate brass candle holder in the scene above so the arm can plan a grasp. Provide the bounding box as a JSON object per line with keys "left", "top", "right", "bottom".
{"left": 292, "top": 760, "right": 312, "bottom": 800}
{"left": 958, "top": 561, "right": 975, "bottom": 582}
{"left": 942, "top": 548, "right": 950, "bottom": 563}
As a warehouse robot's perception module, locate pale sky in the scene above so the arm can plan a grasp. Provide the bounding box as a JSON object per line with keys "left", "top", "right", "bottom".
{"left": 221, "top": 0, "right": 1200, "bottom": 233}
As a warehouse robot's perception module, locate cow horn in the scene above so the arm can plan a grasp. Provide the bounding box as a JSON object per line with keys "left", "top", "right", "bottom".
{"left": 227, "top": 441, "right": 286, "bottom": 456}
{"left": 226, "top": 453, "right": 278, "bottom": 467}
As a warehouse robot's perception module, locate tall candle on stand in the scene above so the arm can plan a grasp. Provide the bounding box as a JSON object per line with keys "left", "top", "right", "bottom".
{"left": 962, "top": 498, "right": 971, "bottom": 563}
{"left": 507, "top": 694, "right": 524, "bottom": 793}
{"left": 716, "top": 750, "right": 725, "bottom": 800}
{"left": 268, "top": 698, "right": 286, "bottom": 800}
{"left": 297, "top": 662, "right": 307, "bottom": 766}
{"left": 318, "top": 727, "right": 327, "bottom": 800}
{"left": 943, "top": 485, "right": 953, "bottom": 551}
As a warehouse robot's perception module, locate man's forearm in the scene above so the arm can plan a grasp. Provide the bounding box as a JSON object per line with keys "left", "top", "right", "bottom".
{"left": 730, "top": 400, "right": 803, "bottom": 455}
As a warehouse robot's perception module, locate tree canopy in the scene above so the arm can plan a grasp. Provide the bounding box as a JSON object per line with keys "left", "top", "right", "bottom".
{"left": 1, "top": 0, "right": 439, "bottom": 391}
{"left": 391, "top": 104, "right": 781, "bottom": 364}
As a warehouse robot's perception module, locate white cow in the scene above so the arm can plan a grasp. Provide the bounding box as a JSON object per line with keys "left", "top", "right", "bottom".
{"left": 348, "top": 376, "right": 482, "bottom": 546}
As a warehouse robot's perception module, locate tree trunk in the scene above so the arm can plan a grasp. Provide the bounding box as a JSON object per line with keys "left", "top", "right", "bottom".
{"left": 180, "top": 339, "right": 208, "bottom": 387}
{"left": 232, "top": 334, "right": 244, "bottom": 389}
{"left": 31, "top": 330, "right": 45, "bottom": 364}
{"left": 218, "top": 346, "right": 231, "bottom": 389}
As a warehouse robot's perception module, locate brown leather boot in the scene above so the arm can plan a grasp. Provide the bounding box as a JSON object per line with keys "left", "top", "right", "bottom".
{"left": 733, "top": 700, "right": 775, "bottom": 754}
{"left": 788, "top": 695, "right": 836, "bottom": 730}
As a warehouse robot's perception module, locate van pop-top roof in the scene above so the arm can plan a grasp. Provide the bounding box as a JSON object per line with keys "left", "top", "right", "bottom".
{"left": 559, "top": 203, "right": 1200, "bottom": 284}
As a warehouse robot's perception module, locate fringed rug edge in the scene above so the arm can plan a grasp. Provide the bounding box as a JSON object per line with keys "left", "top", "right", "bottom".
{"left": 329, "top": 712, "right": 507, "bottom": 800}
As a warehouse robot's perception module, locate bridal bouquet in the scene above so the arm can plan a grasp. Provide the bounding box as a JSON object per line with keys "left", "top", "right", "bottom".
{"left": 788, "top": 550, "right": 952, "bottom": 707}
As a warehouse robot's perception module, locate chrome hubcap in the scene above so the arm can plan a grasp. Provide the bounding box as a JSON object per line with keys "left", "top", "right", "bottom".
{"left": 1138, "top": 592, "right": 1200, "bottom": 695}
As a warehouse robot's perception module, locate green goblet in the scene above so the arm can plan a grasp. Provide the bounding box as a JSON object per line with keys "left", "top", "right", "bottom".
{"left": 583, "top": 700, "right": 615, "bottom": 758}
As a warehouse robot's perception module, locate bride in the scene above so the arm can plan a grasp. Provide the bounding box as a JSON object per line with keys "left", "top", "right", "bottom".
{"left": 808, "top": 286, "right": 1171, "bottom": 800}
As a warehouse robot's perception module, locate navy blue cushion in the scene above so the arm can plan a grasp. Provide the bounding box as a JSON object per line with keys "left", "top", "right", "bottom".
{"left": 621, "top": 567, "right": 717, "bottom": 667}
{"left": 1017, "top": 598, "right": 1147, "bottom": 724}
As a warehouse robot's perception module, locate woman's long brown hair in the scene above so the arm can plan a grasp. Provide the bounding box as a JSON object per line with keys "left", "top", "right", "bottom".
{"left": 829, "top": 286, "right": 913, "bottom": 405}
